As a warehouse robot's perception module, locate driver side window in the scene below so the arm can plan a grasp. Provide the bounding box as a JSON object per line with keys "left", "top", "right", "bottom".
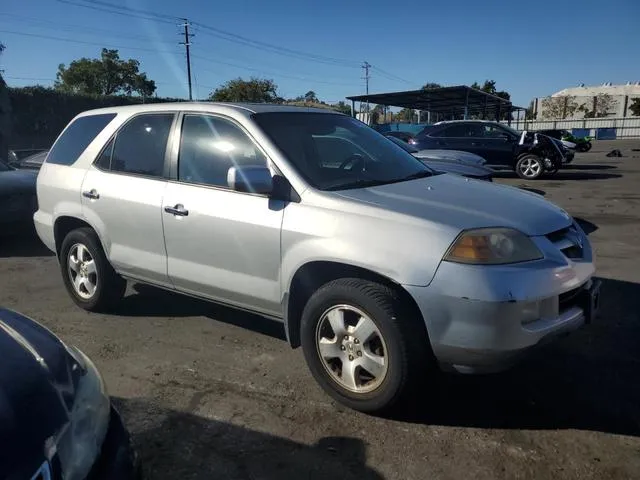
{"left": 178, "top": 114, "right": 268, "bottom": 188}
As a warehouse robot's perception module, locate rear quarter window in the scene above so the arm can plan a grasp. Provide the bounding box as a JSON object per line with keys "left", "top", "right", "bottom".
{"left": 46, "top": 113, "right": 117, "bottom": 166}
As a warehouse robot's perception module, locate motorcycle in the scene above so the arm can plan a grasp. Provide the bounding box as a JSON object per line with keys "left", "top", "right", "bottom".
{"left": 561, "top": 131, "right": 593, "bottom": 152}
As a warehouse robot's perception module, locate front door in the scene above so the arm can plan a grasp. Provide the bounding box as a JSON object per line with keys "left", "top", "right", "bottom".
{"left": 162, "top": 113, "right": 284, "bottom": 317}
{"left": 475, "top": 123, "right": 517, "bottom": 167}
{"left": 81, "top": 112, "right": 175, "bottom": 287}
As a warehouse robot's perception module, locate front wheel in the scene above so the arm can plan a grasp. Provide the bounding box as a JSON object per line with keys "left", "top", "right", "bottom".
{"left": 515, "top": 154, "right": 544, "bottom": 180}
{"left": 582, "top": 141, "right": 592, "bottom": 152}
{"left": 300, "top": 278, "right": 431, "bottom": 413}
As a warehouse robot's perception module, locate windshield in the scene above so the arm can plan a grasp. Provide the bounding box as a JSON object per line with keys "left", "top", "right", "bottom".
{"left": 253, "top": 113, "right": 433, "bottom": 191}
{"left": 500, "top": 124, "right": 521, "bottom": 137}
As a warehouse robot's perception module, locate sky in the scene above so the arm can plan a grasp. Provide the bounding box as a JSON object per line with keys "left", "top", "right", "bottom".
{"left": 0, "top": 0, "right": 638, "bottom": 108}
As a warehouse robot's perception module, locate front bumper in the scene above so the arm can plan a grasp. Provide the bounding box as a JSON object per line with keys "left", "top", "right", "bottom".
{"left": 87, "top": 407, "right": 139, "bottom": 480}
{"left": 406, "top": 229, "right": 596, "bottom": 373}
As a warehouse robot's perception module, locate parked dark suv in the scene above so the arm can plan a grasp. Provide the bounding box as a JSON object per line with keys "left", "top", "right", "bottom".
{"left": 410, "top": 120, "right": 571, "bottom": 179}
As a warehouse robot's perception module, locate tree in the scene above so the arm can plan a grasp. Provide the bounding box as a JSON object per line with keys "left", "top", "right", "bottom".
{"left": 422, "top": 83, "right": 442, "bottom": 89}
{"left": 524, "top": 100, "right": 535, "bottom": 120}
{"left": 209, "top": 77, "right": 279, "bottom": 103}
{"left": 396, "top": 108, "right": 414, "bottom": 122}
{"left": 303, "top": 90, "right": 318, "bottom": 103}
{"left": 330, "top": 101, "right": 352, "bottom": 115}
{"left": 581, "top": 93, "right": 618, "bottom": 118}
{"left": 630, "top": 97, "right": 640, "bottom": 117}
{"left": 55, "top": 49, "right": 156, "bottom": 97}
{"left": 540, "top": 95, "right": 580, "bottom": 119}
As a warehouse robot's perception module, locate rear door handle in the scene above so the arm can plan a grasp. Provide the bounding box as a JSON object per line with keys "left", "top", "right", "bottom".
{"left": 164, "top": 204, "right": 189, "bottom": 216}
{"left": 82, "top": 189, "right": 100, "bottom": 200}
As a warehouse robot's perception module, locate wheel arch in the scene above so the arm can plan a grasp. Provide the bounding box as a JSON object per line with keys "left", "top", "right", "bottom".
{"left": 53, "top": 216, "right": 106, "bottom": 258}
{"left": 283, "top": 260, "right": 425, "bottom": 349}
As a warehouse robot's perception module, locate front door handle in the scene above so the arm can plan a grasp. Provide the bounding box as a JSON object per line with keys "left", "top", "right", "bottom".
{"left": 82, "top": 189, "right": 100, "bottom": 200}
{"left": 164, "top": 204, "right": 189, "bottom": 216}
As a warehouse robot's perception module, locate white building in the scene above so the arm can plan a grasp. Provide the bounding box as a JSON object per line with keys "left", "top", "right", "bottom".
{"left": 532, "top": 83, "right": 640, "bottom": 119}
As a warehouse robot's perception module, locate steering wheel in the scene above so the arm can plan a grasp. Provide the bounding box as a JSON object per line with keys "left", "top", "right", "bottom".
{"left": 339, "top": 153, "right": 366, "bottom": 171}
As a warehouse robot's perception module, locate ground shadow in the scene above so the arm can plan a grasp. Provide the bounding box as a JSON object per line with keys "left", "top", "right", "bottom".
{"left": 114, "top": 397, "right": 383, "bottom": 480}
{"left": 116, "top": 283, "right": 286, "bottom": 341}
{"left": 574, "top": 216, "right": 599, "bottom": 235}
{"left": 0, "top": 230, "right": 54, "bottom": 258}
{"left": 496, "top": 171, "right": 621, "bottom": 181}
{"left": 518, "top": 186, "right": 546, "bottom": 196}
{"left": 564, "top": 164, "right": 618, "bottom": 171}
{"left": 394, "top": 277, "right": 640, "bottom": 437}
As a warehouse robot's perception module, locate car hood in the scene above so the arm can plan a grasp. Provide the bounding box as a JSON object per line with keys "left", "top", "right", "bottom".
{"left": 334, "top": 173, "right": 572, "bottom": 236}
{"left": 421, "top": 159, "right": 493, "bottom": 178}
{"left": 0, "top": 169, "right": 38, "bottom": 194}
{"left": 0, "top": 309, "right": 73, "bottom": 477}
{"left": 412, "top": 149, "right": 486, "bottom": 166}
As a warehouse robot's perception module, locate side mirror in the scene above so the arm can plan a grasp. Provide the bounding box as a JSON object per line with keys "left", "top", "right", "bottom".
{"left": 227, "top": 165, "right": 273, "bottom": 194}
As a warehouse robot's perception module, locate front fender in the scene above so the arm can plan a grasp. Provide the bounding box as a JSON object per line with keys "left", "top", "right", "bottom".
{"left": 280, "top": 201, "right": 457, "bottom": 295}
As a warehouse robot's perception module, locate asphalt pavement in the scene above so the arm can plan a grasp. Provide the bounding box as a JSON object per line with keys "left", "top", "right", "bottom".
{"left": 1, "top": 140, "right": 639, "bottom": 479}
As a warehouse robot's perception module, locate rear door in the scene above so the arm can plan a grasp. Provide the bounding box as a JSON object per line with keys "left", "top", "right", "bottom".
{"left": 80, "top": 112, "right": 175, "bottom": 287}
{"left": 428, "top": 123, "right": 474, "bottom": 151}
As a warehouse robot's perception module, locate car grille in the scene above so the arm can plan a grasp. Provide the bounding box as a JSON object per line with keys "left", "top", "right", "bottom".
{"left": 546, "top": 225, "right": 584, "bottom": 259}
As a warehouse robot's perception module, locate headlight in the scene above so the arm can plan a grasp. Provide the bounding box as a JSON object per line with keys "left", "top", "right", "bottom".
{"left": 57, "top": 347, "right": 111, "bottom": 480}
{"left": 444, "top": 228, "right": 543, "bottom": 265}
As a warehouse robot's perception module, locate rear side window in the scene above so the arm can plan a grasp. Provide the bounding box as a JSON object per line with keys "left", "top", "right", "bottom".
{"left": 101, "top": 113, "right": 174, "bottom": 178}
{"left": 47, "top": 113, "right": 117, "bottom": 166}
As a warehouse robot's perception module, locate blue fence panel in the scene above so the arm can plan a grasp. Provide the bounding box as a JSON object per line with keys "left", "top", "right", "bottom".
{"left": 595, "top": 128, "right": 617, "bottom": 140}
{"left": 571, "top": 128, "right": 590, "bottom": 138}
{"left": 375, "top": 123, "right": 431, "bottom": 135}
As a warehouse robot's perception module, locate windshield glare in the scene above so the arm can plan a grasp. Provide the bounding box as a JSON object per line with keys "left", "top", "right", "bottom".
{"left": 253, "top": 112, "right": 432, "bottom": 190}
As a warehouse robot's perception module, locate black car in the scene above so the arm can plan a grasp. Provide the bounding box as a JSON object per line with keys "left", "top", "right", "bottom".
{"left": 0, "top": 160, "right": 39, "bottom": 234}
{"left": 0, "top": 308, "right": 138, "bottom": 479}
{"left": 410, "top": 120, "right": 568, "bottom": 180}
{"left": 383, "top": 131, "right": 415, "bottom": 143}
{"left": 386, "top": 135, "right": 494, "bottom": 181}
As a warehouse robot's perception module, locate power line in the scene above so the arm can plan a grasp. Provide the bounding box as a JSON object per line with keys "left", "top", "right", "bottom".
{"left": 192, "top": 54, "right": 360, "bottom": 87}
{"left": 370, "top": 65, "right": 413, "bottom": 85}
{"left": 53, "top": 0, "right": 177, "bottom": 25}
{"left": 0, "top": 29, "right": 183, "bottom": 55}
{"left": 0, "top": 13, "right": 178, "bottom": 45}
{"left": 53, "top": 0, "right": 359, "bottom": 69}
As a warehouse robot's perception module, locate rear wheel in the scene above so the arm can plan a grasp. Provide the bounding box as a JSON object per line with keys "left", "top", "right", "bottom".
{"left": 60, "top": 227, "right": 126, "bottom": 312}
{"left": 515, "top": 154, "right": 544, "bottom": 180}
{"left": 300, "top": 278, "right": 432, "bottom": 413}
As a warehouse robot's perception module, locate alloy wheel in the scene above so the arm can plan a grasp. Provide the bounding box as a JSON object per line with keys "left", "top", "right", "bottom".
{"left": 519, "top": 157, "right": 542, "bottom": 178}
{"left": 315, "top": 305, "right": 388, "bottom": 393}
{"left": 67, "top": 243, "right": 98, "bottom": 299}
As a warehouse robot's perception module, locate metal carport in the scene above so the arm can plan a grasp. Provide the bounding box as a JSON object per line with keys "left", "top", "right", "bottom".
{"left": 346, "top": 86, "right": 525, "bottom": 123}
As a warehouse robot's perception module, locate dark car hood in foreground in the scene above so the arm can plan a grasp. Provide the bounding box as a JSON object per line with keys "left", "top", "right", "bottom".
{"left": 335, "top": 173, "right": 572, "bottom": 236}
{"left": 0, "top": 169, "right": 38, "bottom": 194}
{"left": 0, "top": 309, "right": 74, "bottom": 479}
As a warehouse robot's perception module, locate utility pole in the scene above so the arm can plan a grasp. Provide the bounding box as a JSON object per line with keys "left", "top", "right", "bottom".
{"left": 180, "top": 19, "right": 194, "bottom": 101}
{"left": 362, "top": 61, "right": 371, "bottom": 112}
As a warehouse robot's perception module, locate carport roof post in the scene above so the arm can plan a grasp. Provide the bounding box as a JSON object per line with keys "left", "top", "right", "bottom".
{"left": 346, "top": 85, "right": 519, "bottom": 120}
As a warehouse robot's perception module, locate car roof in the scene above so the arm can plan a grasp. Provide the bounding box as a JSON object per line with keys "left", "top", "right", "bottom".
{"left": 75, "top": 102, "right": 340, "bottom": 119}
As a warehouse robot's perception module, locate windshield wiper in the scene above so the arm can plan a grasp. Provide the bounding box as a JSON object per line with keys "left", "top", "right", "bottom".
{"left": 395, "top": 170, "right": 434, "bottom": 182}
{"left": 325, "top": 178, "right": 391, "bottom": 191}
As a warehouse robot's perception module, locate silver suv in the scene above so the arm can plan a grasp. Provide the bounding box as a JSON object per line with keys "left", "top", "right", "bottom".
{"left": 35, "top": 103, "right": 600, "bottom": 412}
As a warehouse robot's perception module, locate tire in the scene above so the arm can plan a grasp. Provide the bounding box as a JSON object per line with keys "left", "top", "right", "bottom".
{"left": 583, "top": 141, "right": 592, "bottom": 152}
{"left": 59, "top": 227, "right": 126, "bottom": 312}
{"left": 300, "top": 278, "right": 432, "bottom": 413}
{"left": 515, "top": 154, "right": 544, "bottom": 180}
